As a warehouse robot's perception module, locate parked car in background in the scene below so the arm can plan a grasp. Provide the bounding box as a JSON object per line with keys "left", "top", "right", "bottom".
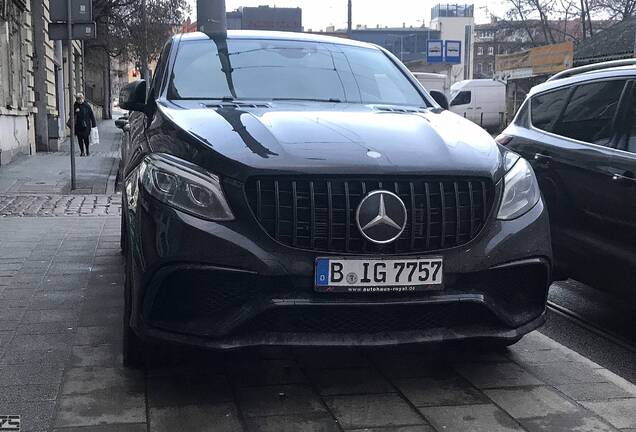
{"left": 450, "top": 79, "right": 506, "bottom": 131}
{"left": 497, "top": 59, "right": 636, "bottom": 297}
{"left": 118, "top": 30, "right": 551, "bottom": 367}
{"left": 412, "top": 72, "right": 449, "bottom": 97}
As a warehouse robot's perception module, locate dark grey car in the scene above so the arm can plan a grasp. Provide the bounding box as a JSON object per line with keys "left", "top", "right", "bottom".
{"left": 118, "top": 31, "right": 552, "bottom": 366}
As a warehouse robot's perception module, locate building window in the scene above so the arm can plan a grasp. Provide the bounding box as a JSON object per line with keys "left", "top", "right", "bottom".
{"left": 0, "top": 0, "right": 28, "bottom": 110}
{"left": 477, "top": 63, "right": 482, "bottom": 73}
{"left": 488, "top": 46, "right": 494, "bottom": 56}
{"left": 477, "top": 46, "right": 483, "bottom": 56}
{"left": 487, "top": 63, "right": 493, "bottom": 73}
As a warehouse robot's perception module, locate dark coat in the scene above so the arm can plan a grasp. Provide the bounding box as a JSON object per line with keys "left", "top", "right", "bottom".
{"left": 72, "top": 102, "right": 96, "bottom": 137}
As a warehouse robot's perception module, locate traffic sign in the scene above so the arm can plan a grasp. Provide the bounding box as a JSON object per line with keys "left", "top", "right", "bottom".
{"left": 48, "top": 22, "right": 96, "bottom": 40}
{"left": 427, "top": 40, "right": 443, "bottom": 63}
{"left": 50, "top": 0, "right": 92, "bottom": 22}
{"left": 445, "top": 40, "right": 462, "bottom": 64}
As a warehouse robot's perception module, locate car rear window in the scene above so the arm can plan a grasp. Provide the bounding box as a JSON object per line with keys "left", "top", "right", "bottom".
{"left": 168, "top": 38, "right": 427, "bottom": 107}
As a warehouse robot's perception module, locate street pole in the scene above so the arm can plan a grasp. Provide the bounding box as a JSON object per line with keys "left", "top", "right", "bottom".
{"left": 141, "top": 0, "right": 151, "bottom": 93}
{"left": 347, "top": 0, "right": 352, "bottom": 35}
{"left": 67, "top": 0, "right": 76, "bottom": 190}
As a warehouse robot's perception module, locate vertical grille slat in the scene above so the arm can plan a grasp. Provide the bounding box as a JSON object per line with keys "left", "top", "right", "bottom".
{"left": 245, "top": 177, "right": 494, "bottom": 254}
{"left": 310, "top": 181, "right": 316, "bottom": 249}
{"left": 344, "top": 181, "right": 351, "bottom": 252}
{"left": 327, "top": 181, "right": 334, "bottom": 250}
{"left": 468, "top": 181, "right": 475, "bottom": 236}
{"left": 439, "top": 182, "right": 446, "bottom": 248}
{"left": 274, "top": 180, "right": 280, "bottom": 239}
{"left": 292, "top": 181, "right": 298, "bottom": 246}
{"left": 256, "top": 180, "right": 262, "bottom": 220}
{"left": 409, "top": 182, "right": 416, "bottom": 249}
{"left": 454, "top": 181, "right": 461, "bottom": 244}
{"left": 424, "top": 182, "right": 431, "bottom": 249}
{"left": 481, "top": 181, "right": 488, "bottom": 221}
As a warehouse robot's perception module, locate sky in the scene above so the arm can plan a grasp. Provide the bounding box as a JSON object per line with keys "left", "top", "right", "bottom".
{"left": 186, "top": 0, "right": 509, "bottom": 31}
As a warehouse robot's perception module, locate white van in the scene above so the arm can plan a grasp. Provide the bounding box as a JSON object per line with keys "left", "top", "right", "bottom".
{"left": 412, "top": 72, "right": 449, "bottom": 96}
{"left": 449, "top": 79, "right": 506, "bottom": 131}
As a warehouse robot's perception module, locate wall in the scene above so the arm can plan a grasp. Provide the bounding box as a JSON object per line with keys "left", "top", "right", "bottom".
{"left": 0, "top": 0, "right": 36, "bottom": 165}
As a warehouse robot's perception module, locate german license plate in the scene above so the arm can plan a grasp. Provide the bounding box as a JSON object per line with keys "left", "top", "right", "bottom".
{"left": 315, "top": 257, "right": 443, "bottom": 293}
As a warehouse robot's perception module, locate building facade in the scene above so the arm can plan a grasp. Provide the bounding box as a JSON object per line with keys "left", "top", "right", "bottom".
{"left": 0, "top": 0, "right": 85, "bottom": 165}
{"left": 0, "top": 0, "right": 35, "bottom": 164}
{"left": 225, "top": 6, "right": 302, "bottom": 32}
{"left": 473, "top": 21, "right": 533, "bottom": 79}
{"left": 429, "top": 4, "right": 475, "bottom": 84}
{"left": 348, "top": 26, "right": 441, "bottom": 64}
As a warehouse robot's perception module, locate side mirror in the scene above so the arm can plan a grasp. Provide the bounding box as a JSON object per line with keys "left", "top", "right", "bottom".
{"left": 119, "top": 80, "right": 147, "bottom": 112}
{"left": 430, "top": 90, "right": 449, "bottom": 110}
{"left": 114, "top": 117, "right": 128, "bottom": 130}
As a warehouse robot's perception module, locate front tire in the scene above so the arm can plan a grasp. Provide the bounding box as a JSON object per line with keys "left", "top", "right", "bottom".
{"left": 120, "top": 199, "right": 127, "bottom": 254}
{"left": 123, "top": 244, "right": 145, "bottom": 368}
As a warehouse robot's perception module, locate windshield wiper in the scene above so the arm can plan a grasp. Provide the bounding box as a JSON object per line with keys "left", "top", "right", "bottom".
{"left": 272, "top": 97, "right": 343, "bottom": 103}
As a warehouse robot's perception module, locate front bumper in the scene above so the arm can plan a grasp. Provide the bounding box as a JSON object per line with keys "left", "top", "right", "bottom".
{"left": 126, "top": 184, "right": 552, "bottom": 349}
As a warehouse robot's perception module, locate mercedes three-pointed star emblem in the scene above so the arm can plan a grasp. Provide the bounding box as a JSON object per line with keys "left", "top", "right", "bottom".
{"left": 356, "top": 190, "right": 407, "bottom": 244}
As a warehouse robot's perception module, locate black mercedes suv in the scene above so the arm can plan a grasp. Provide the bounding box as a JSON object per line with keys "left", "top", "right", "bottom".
{"left": 119, "top": 31, "right": 551, "bottom": 366}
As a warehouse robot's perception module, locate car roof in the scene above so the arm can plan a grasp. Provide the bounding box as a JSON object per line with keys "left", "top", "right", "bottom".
{"left": 529, "top": 65, "right": 636, "bottom": 97}
{"left": 451, "top": 79, "right": 505, "bottom": 89}
{"left": 176, "top": 30, "right": 380, "bottom": 50}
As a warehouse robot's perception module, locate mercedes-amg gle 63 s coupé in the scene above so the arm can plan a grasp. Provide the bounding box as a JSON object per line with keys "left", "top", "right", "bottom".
{"left": 118, "top": 31, "right": 551, "bottom": 366}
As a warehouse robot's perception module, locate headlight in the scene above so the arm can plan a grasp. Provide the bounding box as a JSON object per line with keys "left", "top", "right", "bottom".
{"left": 497, "top": 156, "right": 540, "bottom": 220}
{"left": 139, "top": 153, "right": 234, "bottom": 221}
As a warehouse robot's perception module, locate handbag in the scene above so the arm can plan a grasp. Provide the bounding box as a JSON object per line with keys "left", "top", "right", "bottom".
{"left": 90, "top": 127, "right": 100, "bottom": 145}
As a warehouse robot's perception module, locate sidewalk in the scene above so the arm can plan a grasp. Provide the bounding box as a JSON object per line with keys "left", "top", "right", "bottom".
{"left": 0, "top": 119, "right": 121, "bottom": 217}
{"left": 0, "top": 215, "right": 635, "bottom": 431}
{"left": 0, "top": 119, "right": 121, "bottom": 196}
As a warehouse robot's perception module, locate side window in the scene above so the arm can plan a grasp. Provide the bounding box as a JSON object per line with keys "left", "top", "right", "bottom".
{"left": 553, "top": 80, "right": 626, "bottom": 146}
{"left": 530, "top": 88, "right": 568, "bottom": 132}
{"left": 450, "top": 91, "right": 471, "bottom": 106}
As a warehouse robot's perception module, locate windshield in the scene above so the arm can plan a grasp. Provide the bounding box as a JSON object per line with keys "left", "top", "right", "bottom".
{"left": 168, "top": 38, "right": 427, "bottom": 107}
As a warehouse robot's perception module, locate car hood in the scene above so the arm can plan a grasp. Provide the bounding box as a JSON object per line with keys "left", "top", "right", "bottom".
{"left": 158, "top": 101, "right": 503, "bottom": 181}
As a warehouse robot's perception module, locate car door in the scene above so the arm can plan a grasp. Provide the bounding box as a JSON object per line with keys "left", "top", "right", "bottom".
{"left": 601, "top": 80, "right": 636, "bottom": 290}
{"left": 543, "top": 78, "right": 629, "bottom": 233}
{"left": 507, "top": 86, "right": 571, "bottom": 230}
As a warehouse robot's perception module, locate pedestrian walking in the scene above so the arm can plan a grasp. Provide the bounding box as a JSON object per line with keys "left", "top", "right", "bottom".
{"left": 70, "top": 93, "right": 96, "bottom": 156}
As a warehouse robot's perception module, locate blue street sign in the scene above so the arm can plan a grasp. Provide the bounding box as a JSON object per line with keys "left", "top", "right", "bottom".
{"left": 445, "top": 40, "right": 462, "bottom": 64}
{"left": 427, "top": 40, "right": 443, "bottom": 63}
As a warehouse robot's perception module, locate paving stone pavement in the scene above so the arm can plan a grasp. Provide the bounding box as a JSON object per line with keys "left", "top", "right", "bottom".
{"left": 0, "top": 194, "right": 121, "bottom": 217}
{"left": 0, "top": 217, "right": 635, "bottom": 432}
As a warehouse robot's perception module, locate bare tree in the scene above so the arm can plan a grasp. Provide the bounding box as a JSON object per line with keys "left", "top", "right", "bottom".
{"left": 594, "top": 0, "right": 636, "bottom": 20}
{"left": 84, "top": 0, "right": 188, "bottom": 118}
{"left": 503, "top": 0, "right": 606, "bottom": 45}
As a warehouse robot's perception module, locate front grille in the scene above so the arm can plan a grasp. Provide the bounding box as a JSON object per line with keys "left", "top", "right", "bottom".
{"left": 237, "top": 303, "right": 501, "bottom": 334}
{"left": 245, "top": 177, "right": 495, "bottom": 254}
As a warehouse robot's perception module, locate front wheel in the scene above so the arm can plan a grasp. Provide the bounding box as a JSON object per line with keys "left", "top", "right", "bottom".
{"left": 120, "top": 199, "right": 127, "bottom": 254}
{"left": 122, "top": 245, "right": 145, "bottom": 368}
